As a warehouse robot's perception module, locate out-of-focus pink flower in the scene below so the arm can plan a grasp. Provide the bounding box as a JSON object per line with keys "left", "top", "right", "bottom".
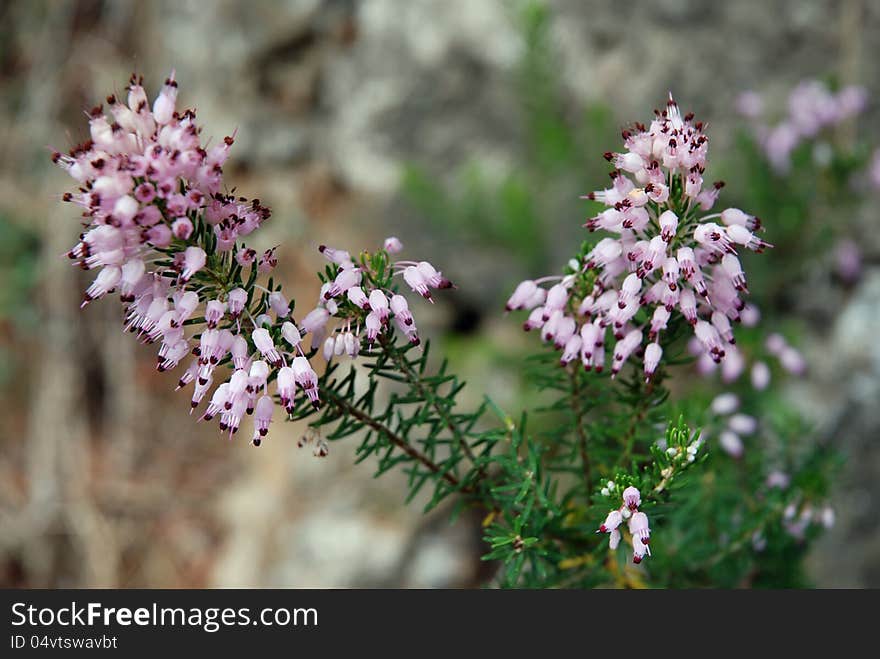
{"left": 870, "top": 149, "right": 880, "bottom": 190}
{"left": 741, "top": 80, "right": 868, "bottom": 173}
{"left": 751, "top": 361, "right": 771, "bottom": 390}
{"left": 719, "top": 430, "right": 744, "bottom": 458}
{"left": 384, "top": 236, "right": 404, "bottom": 254}
{"left": 735, "top": 91, "right": 764, "bottom": 119}
{"left": 834, "top": 239, "right": 862, "bottom": 285}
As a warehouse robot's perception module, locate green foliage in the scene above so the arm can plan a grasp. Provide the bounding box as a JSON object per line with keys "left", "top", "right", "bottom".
{"left": 0, "top": 214, "right": 41, "bottom": 323}
{"left": 0, "top": 214, "right": 41, "bottom": 385}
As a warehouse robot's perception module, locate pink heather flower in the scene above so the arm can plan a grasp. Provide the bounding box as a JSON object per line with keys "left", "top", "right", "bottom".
{"left": 347, "top": 286, "right": 370, "bottom": 309}
{"left": 679, "top": 288, "right": 697, "bottom": 325}
{"left": 202, "top": 383, "right": 230, "bottom": 421}
{"left": 252, "top": 328, "right": 282, "bottom": 367}
{"left": 230, "top": 334, "right": 250, "bottom": 370}
{"left": 779, "top": 346, "right": 806, "bottom": 375}
{"left": 236, "top": 247, "right": 257, "bottom": 267}
{"left": 608, "top": 528, "right": 621, "bottom": 550}
{"left": 252, "top": 395, "right": 273, "bottom": 446}
{"left": 870, "top": 149, "right": 880, "bottom": 190}
{"left": 695, "top": 320, "right": 725, "bottom": 363}
{"left": 394, "top": 314, "right": 420, "bottom": 345}
{"left": 249, "top": 360, "right": 270, "bottom": 392}
{"left": 172, "top": 217, "right": 194, "bottom": 240}
{"left": 227, "top": 288, "right": 248, "bottom": 317}
{"left": 622, "top": 486, "right": 641, "bottom": 510}
{"left": 403, "top": 266, "right": 431, "bottom": 301}
{"left": 171, "top": 290, "right": 198, "bottom": 323}
{"left": 740, "top": 303, "right": 760, "bottom": 327}
{"left": 632, "top": 534, "right": 650, "bottom": 564}
{"left": 711, "top": 392, "right": 739, "bottom": 415}
{"left": 560, "top": 335, "right": 582, "bottom": 366}
{"left": 390, "top": 294, "right": 413, "bottom": 325}
{"left": 599, "top": 487, "right": 652, "bottom": 563}
{"left": 82, "top": 266, "right": 122, "bottom": 307}
{"left": 205, "top": 299, "right": 226, "bottom": 328}
{"left": 720, "top": 208, "right": 761, "bottom": 232}
{"left": 227, "top": 369, "right": 249, "bottom": 401}
{"left": 611, "top": 329, "right": 642, "bottom": 377}
{"left": 268, "top": 291, "right": 289, "bottom": 318}
{"left": 258, "top": 248, "right": 277, "bottom": 274}
{"left": 419, "top": 261, "right": 454, "bottom": 290}
{"left": 319, "top": 284, "right": 337, "bottom": 315}
{"left": 220, "top": 395, "right": 247, "bottom": 435}
{"left": 719, "top": 430, "right": 744, "bottom": 458}
{"left": 658, "top": 210, "right": 678, "bottom": 242}
{"left": 763, "top": 123, "right": 799, "bottom": 173}
{"left": 292, "top": 356, "right": 320, "bottom": 407}
{"left": 324, "top": 267, "right": 362, "bottom": 300}
{"left": 384, "top": 236, "right": 404, "bottom": 254}
{"left": 318, "top": 245, "right": 352, "bottom": 266}
{"left": 365, "top": 311, "right": 382, "bottom": 344}
{"left": 301, "top": 307, "right": 330, "bottom": 335}
{"left": 728, "top": 413, "right": 757, "bottom": 435}
{"left": 277, "top": 367, "right": 297, "bottom": 412}
{"left": 281, "top": 321, "right": 302, "bottom": 349}
{"left": 322, "top": 336, "right": 335, "bottom": 361}
{"left": 157, "top": 339, "right": 189, "bottom": 371}
{"left": 598, "top": 510, "right": 622, "bottom": 534}
{"left": 152, "top": 72, "right": 178, "bottom": 124}
{"left": 119, "top": 258, "right": 146, "bottom": 301}
{"left": 191, "top": 373, "right": 213, "bottom": 409}
{"left": 180, "top": 246, "right": 206, "bottom": 282}
{"left": 629, "top": 511, "right": 650, "bottom": 545}
{"left": 524, "top": 307, "right": 544, "bottom": 331}
{"left": 766, "top": 470, "right": 790, "bottom": 489}
{"left": 735, "top": 91, "right": 764, "bottom": 119}
{"left": 506, "top": 280, "right": 540, "bottom": 311}
{"left": 508, "top": 94, "right": 769, "bottom": 378}
{"left": 765, "top": 332, "right": 787, "bottom": 355}
{"left": 643, "top": 342, "right": 662, "bottom": 381}
{"left": 343, "top": 331, "right": 359, "bottom": 357}
{"left": 369, "top": 289, "right": 390, "bottom": 321}
{"left": 720, "top": 345, "right": 745, "bottom": 382}
{"left": 834, "top": 239, "right": 862, "bottom": 285}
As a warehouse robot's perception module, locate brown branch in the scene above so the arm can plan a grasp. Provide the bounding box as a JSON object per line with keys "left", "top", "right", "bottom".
{"left": 620, "top": 378, "right": 654, "bottom": 465}
{"left": 568, "top": 367, "right": 592, "bottom": 495}
{"left": 323, "top": 389, "right": 475, "bottom": 495}
{"left": 380, "top": 334, "right": 488, "bottom": 487}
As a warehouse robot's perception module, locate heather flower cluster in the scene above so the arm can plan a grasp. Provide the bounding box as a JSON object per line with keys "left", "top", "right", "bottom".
{"left": 55, "top": 74, "right": 452, "bottom": 448}
{"left": 737, "top": 80, "right": 867, "bottom": 173}
{"left": 303, "top": 236, "right": 454, "bottom": 362}
{"left": 507, "top": 95, "right": 769, "bottom": 380}
{"left": 597, "top": 486, "right": 651, "bottom": 564}
{"left": 54, "top": 73, "right": 307, "bottom": 446}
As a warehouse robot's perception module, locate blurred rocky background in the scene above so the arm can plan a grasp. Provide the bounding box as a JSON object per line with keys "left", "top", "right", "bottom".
{"left": 1, "top": 0, "right": 878, "bottom": 587}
